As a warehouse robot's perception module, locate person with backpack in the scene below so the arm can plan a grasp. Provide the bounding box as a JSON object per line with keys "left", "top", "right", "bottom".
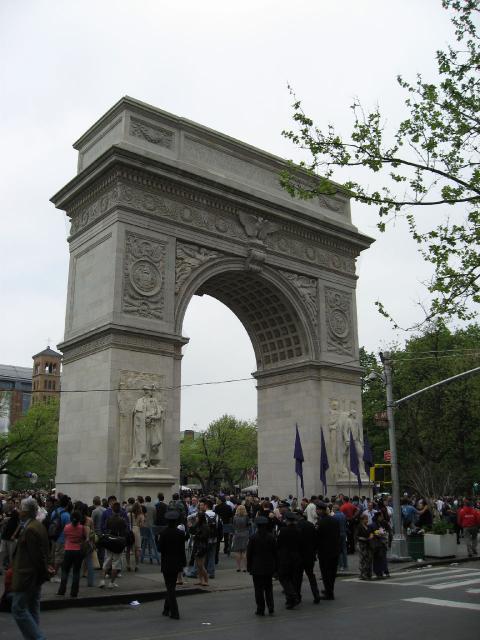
{"left": 99, "top": 502, "right": 128, "bottom": 589}
{"left": 200, "top": 499, "right": 221, "bottom": 579}
{"left": 49, "top": 494, "right": 71, "bottom": 583}
{"left": 56, "top": 510, "right": 89, "bottom": 598}
{"left": 168, "top": 493, "right": 187, "bottom": 525}
{"left": 190, "top": 511, "right": 210, "bottom": 587}
{"left": 457, "top": 498, "right": 479, "bottom": 557}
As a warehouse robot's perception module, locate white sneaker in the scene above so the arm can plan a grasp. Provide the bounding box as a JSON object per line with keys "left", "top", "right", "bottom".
{"left": 51, "top": 576, "right": 61, "bottom": 583}
{"left": 117, "top": 572, "right": 122, "bottom": 579}
{"left": 99, "top": 580, "right": 105, "bottom": 588}
{"left": 107, "top": 582, "right": 119, "bottom": 589}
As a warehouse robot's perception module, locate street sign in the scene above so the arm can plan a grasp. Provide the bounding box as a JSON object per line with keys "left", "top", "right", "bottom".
{"left": 384, "top": 449, "right": 392, "bottom": 462}
{"left": 374, "top": 411, "right": 389, "bottom": 427}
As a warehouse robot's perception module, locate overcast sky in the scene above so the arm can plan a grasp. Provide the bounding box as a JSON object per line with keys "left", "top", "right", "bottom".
{"left": 0, "top": 0, "right": 459, "bottom": 430}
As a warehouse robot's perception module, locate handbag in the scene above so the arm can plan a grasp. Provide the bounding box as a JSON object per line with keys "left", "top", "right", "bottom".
{"left": 80, "top": 525, "right": 94, "bottom": 557}
{"left": 126, "top": 514, "right": 136, "bottom": 547}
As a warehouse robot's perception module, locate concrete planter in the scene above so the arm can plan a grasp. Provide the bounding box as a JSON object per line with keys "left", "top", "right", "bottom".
{"left": 424, "top": 532, "right": 457, "bottom": 558}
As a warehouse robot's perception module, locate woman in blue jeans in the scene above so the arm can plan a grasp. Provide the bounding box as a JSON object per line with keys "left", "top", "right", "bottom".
{"left": 57, "top": 510, "right": 89, "bottom": 598}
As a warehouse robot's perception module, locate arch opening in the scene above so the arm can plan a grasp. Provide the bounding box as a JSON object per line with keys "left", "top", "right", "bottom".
{"left": 181, "top": 268, "right": 312, "bottom": 372}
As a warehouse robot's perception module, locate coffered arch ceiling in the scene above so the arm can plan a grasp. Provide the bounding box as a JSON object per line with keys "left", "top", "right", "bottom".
{"left": 179, "top": 266, "right": 316, "bottom": 372}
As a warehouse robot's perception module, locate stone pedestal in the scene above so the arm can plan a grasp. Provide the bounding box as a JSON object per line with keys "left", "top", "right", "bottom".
{"left": 120, "top": 466, "right": 177, "bottom": 500}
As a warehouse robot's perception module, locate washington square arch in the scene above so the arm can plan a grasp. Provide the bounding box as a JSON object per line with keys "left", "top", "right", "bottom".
{"left": 51, "top": 97, "right": 373, "bottom": 503}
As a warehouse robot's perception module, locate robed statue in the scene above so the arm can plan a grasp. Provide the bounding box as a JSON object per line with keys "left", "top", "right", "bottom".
{"left": 130, "top": 385, "right": 165, "bottom": 468}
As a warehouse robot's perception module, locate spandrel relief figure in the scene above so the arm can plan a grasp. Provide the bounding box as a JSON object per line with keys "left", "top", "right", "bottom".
{"left": 130, "top": 385, "right": 165, "bottom": 468}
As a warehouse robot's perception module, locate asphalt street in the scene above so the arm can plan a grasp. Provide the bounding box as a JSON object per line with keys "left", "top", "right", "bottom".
{"left": 1, "top": 563, "right": 479, "bottom": 640}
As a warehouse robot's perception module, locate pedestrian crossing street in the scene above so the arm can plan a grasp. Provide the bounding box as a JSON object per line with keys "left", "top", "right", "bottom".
{"left": 345, "top": 565, "right": 480, "bottom": 611}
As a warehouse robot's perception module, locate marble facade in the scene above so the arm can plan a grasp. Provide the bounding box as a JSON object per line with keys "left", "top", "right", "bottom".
{"left": 52, "top": 97, "right": 372, "bottom": 502}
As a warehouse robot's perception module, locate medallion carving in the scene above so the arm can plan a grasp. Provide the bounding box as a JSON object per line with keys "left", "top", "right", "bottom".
{"left": 129, "top": 117, "right": 174, "bottom": 149}
{"left": 123, "top": 232, "right": 166, "bottom": 319}
{"left": 176, "top": 243, "right": 222, "bottom": 294}
{"left": 325, "top": 287, "right": 353, "bottom": 355}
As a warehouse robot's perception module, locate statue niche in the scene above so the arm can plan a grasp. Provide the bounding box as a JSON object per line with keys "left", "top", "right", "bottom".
{"left": 131, "top": 385, "right": 165, "bottom": 468}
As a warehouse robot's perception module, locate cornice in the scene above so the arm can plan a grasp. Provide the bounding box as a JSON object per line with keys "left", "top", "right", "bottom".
{"left": 60, "top": 324, "right": 188, "bottom": 364}
{"left": 51, "top": 147, "right": 374, "bottom": 253}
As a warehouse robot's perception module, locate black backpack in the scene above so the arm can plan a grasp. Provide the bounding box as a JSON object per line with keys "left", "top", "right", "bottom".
{"left": 206, "top": 513, "right": 219, "bottom": 542}
{"left": 48, "top": 508, "right": 65, "bottom": 541}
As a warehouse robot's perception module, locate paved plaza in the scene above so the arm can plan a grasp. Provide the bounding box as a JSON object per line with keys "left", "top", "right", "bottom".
{"left": 2, "top": 559, "right": 479, "bottom": 640}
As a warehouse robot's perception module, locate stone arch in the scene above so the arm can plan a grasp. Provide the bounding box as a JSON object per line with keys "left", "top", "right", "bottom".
{"left": 51, "top": 97, "right": 373, "bottom": 502}
{"left": 175, "top": 257, "right": 319, "bottom": 371}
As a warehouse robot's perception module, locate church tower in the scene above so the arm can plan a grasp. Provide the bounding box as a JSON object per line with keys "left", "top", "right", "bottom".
{"left": 32, "top": 346, "right": 62, "bottom": 404}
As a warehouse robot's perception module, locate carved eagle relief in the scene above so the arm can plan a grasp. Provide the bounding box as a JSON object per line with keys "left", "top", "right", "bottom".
{"left": 238, "top": 211, "right": 279, "bottom": 242}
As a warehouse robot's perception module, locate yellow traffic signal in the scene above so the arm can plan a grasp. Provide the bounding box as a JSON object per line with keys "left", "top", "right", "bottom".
{"left": 370, "top": 464, "right": 392, "bottom": 483}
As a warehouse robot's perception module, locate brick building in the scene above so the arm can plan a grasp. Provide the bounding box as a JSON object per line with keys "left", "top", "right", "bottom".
{"left": 32, "top": 346, "right": 62, "bottom": 404}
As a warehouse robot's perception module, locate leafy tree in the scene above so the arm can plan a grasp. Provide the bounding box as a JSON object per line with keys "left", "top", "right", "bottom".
{"left": 180, "top": 414, "right": 257, "bottom": 493}
{"left": 282, "top": 0, "right": 479, "bottom": 326}
{"left": 0, "top": 399, "right": 59, "bottom": 489}
{"left": 361, "top": 323, "right": 480, "bottom": 495}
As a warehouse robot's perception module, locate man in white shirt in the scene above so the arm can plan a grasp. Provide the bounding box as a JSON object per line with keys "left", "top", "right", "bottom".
{"left": 304, "top": 496, "right": 318, "bottom": 525}
{"left": 363, "top": 501, "right": 377, "bottom": 526}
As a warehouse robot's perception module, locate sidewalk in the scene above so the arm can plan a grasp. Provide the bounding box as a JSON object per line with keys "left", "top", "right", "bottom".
{"left": 37, "top": 538, "right": 476, "bottom": 611}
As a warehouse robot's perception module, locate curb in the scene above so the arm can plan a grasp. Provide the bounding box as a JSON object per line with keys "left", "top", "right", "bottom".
{"left": 39, "top": 587, "right": 204, "bottom": 611}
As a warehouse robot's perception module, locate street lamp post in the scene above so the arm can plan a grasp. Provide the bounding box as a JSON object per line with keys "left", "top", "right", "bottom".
{"left": 380, "top": 351, "right": 409, "bottom": 559}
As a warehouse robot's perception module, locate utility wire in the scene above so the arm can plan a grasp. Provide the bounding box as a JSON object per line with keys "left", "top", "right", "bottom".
{"left": 27, "top": 356, "right": 363, "bottom": 395}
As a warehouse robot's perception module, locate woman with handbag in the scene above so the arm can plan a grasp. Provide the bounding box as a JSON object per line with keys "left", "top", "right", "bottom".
{"left": 57, "top": 510, "right": 89, "bottom": 598}
{"left": 231, "top": 504, "right": 250, "bottom": 572}
{"left": 126, "top": 502, "right": 144, "bottom": 572}
{"left": 75, "top": 501, "right": 96, "bottom": 587}
{"left": 370, "top": 511, "right": 390, "bottom": 579}
{"left": 191, "top": 512, "right": 209, "bottom": 587}
{"left": 356, "top": 512, "right": 372, "bottom": 580}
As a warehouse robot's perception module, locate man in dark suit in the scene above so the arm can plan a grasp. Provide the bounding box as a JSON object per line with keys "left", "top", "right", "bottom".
{"left": 158, "top": 511, "right": 187, "bottom": 620}
{"left": 296, "top": 513, "right": 321, "bottom": 603}
{"left": 247, "top": 516, "right": 277, "bottom": 616}
{"left": 316, "top": 502, "right": 341, "bottom": 600}
{"left": 11, "top": 497, "right": 51, "bottom": 640}
{"left": 277, "top": 511, "right": 303, "bottom": 609}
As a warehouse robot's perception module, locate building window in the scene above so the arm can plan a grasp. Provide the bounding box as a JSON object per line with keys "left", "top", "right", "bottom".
{"left": 52, "top": 381, "right": 56, "bottom": 391}
{"left": 44, "top": 380, "right": 48, "bottom": 390}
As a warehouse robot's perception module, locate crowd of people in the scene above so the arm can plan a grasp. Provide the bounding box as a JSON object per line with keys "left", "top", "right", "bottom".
{"left": 1, "top": 487, "right": 479, "bottom": 638}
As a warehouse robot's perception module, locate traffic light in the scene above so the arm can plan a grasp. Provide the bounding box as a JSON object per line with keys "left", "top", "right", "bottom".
{"left": 370, "top": 464, "right": 392, "bottom": 483}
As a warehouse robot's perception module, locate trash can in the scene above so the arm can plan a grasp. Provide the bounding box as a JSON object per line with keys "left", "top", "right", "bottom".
{"left": 407, "top": 532, "right": 425, "bottom": 560}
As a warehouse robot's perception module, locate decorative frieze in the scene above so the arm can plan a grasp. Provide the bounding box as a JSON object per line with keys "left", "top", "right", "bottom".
{"left": 267, "top": 233, "right": 355, "bottom": 275}
{"left": 67, "top": 168, "right": 357, "bottom": 277}
{"left": 123, "top": 231, "right": 166, "bottom": 320}
{"left": 129, "top": 117, "right": 174, "bottom": 149}
{"left": 325, "top": 287, "right": 354, "bottom": 356}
